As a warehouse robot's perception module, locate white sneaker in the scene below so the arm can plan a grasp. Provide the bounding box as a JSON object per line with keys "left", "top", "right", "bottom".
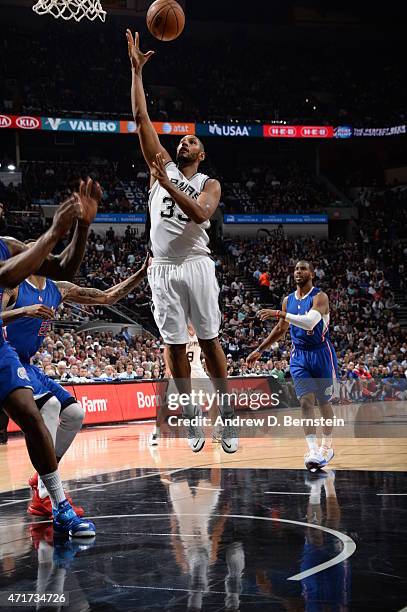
{"left": 221, "top": 421, "right": 239, "bottom": 454}
{"left": 185, "top": 422, "right": 205, "bottom": 452}
{"left": 148, "top": 432, "right": 159, "bottom": 446}
{"left": 318, "top": 446, "right": 334, "bottom": 467}
{"left": 304, "top": 450, "right": 323, "bottom": 472}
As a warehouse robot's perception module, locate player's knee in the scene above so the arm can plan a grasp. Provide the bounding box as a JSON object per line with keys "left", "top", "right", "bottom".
{"left": 19, "top": 405, "right": 46, "bottom": 434}
{"left": 300, "top": 394, "right": 315, "bottom": 411}
{"left": 198, "top": 337, "right": 219, "bottom": 356}
{"left": 60, "top": 402, "right": 85, "bottom": 432}
{"left": 168, "top": 344, "right": 187, "bottom": 357}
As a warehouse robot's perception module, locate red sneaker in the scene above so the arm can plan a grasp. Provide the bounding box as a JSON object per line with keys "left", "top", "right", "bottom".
{"left": 27, "top": 487, "right": 84, "bottom": 518}
{"left": 29, "top": 523, "right": 54, "bottom": 550}
{"left": 28, "top": 472, "right": 39, "bottom": 490}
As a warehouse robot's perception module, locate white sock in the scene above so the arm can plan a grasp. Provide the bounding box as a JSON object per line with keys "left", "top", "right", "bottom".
{"left": 55, "top": 402, "right": 84, "bottom": 459}
{"left": 155, "top": 426, "right": 160, "bottom": 437}
{"left": 306, "top": 434, "right": 318, "bottom": 452}
{"left": 321, "top": 434, "right": 332, "bottom": 450}
{"left": 40, "top": 470, "right": 66, "bottom": 509}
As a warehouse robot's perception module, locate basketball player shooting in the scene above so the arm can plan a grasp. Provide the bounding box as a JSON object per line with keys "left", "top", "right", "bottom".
{"left": 246, "top": 261, "right": 338, "bottom": 471}
{"left": 126, "top": 30, "right": 237, "bottom": 454}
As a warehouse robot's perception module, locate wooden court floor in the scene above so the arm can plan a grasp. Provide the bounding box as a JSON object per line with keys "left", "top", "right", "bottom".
{"left": 1, "top": 400, "right": 406, "bottom": 493}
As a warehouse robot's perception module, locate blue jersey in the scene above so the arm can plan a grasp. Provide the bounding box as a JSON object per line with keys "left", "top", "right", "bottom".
{"left": 0, "top": 238, "right": 11, "bottom": 349}
{"left": 5, "top": 278, "right": 62, "bottom": 363}
{"left": 286, "top": 287, "right": 330, "bottom": 350}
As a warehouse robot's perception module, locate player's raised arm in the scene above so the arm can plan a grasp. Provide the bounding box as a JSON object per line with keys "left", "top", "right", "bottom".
{"left": 246, "top": 298, "right": 290, "bottom": 366}
{"left": 2, "top": 178, "right": 102, "bottom": 284}
{"left": 126, "top": 30, "right": 171, "bottom": 182}
{"left": 268, "top": 291, "right": 329, "bottom": 331}
{"left": 151, "top": 152, "right": 221, "bottom": 224}
{"left": 56, "top": 252, "right": 149, "bottom": 305}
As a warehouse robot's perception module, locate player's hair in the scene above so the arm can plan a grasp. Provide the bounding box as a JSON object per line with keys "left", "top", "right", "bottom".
{"left": 197, "top": 138, "right": 205, "bottom": 153}
{"left": 296, "top": 260, "right": 315, "bottom": 273}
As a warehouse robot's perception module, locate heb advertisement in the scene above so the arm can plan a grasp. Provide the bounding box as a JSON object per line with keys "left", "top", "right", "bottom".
{"left": 263, "top": 124, "right": 334, "bottom": 138}
{"left": 224, "top": 214, "right": 328, "bottom": 224}
{"left": 120, "top": 120, "right": 195, "bottom": 135}
{"left": 42, "top": 117, "right": 120, "bottom": 133}
{"left": 197, "top": 123, "right": 263, "bottom": 137}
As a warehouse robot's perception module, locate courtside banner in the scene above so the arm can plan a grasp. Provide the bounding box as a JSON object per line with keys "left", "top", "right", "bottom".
{"left": 94, "top": 213, "right": 147, "bottom": 223}
{"left": 263, "top": 125, "right": 334, "bottom": 138}
{"left": 120, "top": 120, "right": 195, "bottom": 135}
{"left": 224, "top": 214, "right": 328, "bottom": 224}
{"left": 0, "top": 115, "right": 41, "bottom": 130}
{"left": 197, "top": 123, "right": 263, "bottom": 137}
{"left": 120, "top": 380, "right": 167, "bottom": 421}
{"left": 42, "top": 117, "right": 120, "bottom": 133}
{"left": 72, "top": 384, "right": 124, "bottom": 425}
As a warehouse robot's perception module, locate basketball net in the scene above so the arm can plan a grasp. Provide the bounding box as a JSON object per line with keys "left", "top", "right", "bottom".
{"left": 32, "top": 0, "right": 106, "bottom": 22}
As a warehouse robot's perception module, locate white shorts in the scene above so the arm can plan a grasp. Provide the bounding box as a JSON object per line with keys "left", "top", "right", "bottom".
{"left": 148, "top": 256, "right": 221, "bottom": 345}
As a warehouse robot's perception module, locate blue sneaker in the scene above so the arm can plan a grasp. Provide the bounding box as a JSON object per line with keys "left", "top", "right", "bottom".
{"left": 53, "top": 499, "right": 96, "bottom": 538}
{"left": 53, "top": 538, "right": 96, "bottom": 568}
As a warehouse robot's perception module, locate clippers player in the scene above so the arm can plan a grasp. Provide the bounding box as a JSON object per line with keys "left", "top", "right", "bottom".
{"left": 127, "top": 30, "right": 237, "bottom": 454}
{"left": 0, "top": 178, "right": 100, "bottom": 537}
{"left": 1, "top": 257, "right": 148, "bottom": 517}
{"left": 247, "top": 261, "right": 338, "bottom": 471}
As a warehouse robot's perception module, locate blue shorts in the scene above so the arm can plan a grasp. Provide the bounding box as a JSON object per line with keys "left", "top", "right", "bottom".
{"left": 290, "top": 341, "right": 338, "bottom": 403}
{"left": 24, "top": 364, "right": 74, "bottom": 409}
{"left": 0, "top": 341, "right": 34, "bottom": 404}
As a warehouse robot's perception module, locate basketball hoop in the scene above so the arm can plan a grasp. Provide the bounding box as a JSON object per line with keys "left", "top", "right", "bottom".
{"left": 32, "top": 0, "right": 106, "bottom": 22}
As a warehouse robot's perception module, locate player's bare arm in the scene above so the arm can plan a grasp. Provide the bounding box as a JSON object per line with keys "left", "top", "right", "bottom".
{"left": 263, "top": 292, "right": 329, "bottom": 330}
{"left": 1, "top": 285, "right": 54, "bottom": 324}
{"left": 126, "top": 30, "right": 171, "bottom": 181}
{"left": 1, "top": 179, "right": 102, "bottom": 285}
{"left": 152, "top": 152, "right": 221, "bottom": 224}
{"left": 57, "top": 252, "right": 149, "bottom": 305}
{"left": 246, "top": 297, "right": 290, "bottom": 366}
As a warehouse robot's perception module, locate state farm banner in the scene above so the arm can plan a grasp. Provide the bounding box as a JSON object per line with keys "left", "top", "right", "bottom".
{"left": 263, "top": 124, "right": 334, "bottom": 138}
{"left": 72, "top": 384, "right": 123, "bottom": 425}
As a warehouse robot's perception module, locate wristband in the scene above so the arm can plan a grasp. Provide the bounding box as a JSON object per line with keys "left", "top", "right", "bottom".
{"left": 274, "top": 310, "right": 281, "bottom": 319}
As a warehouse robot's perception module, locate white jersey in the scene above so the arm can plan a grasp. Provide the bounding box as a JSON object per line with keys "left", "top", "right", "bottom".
{"left": 187, "top": 332, "right": 207, "bottom": 376}
{"left": 149, "top": 162, "right": 211, "bottom": 258}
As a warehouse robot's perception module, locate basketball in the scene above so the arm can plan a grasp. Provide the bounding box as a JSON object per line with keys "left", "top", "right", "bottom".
{"left": 146, "top": 0, "right": 185, "bottom": 42}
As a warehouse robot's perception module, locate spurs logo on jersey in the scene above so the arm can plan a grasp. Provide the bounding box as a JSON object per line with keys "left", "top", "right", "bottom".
{"left": 149, "top": 162, "right": 211, "bottom": 258}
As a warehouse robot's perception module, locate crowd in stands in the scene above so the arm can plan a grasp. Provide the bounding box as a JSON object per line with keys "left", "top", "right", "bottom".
{"left": 1, "top": 22, "right": 405, "bottom": 126}
{"left": 16, "top": 223, "right": 405, "bottom": 404}
{"left": 0, "top": 157, "right": 336, "bottom": 219}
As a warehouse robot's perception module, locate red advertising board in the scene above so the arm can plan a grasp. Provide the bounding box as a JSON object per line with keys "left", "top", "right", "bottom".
{"left": 0, "top": 115, "right": 41, "bottom": 130}
{"left": 263, "top": 124, "right": 334, "bottom": 138}
{"left": 6, "top": 377, "right": 280, "bottom": 432}
{"left": 117, "top": 380, "right": 166, "bottom": 421}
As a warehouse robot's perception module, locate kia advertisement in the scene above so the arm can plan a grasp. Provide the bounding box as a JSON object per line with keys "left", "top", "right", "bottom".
{"left": 0, "top": 114, "right": 41, "bottom": 130}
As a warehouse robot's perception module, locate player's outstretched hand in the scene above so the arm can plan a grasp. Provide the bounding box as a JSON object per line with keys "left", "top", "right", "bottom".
{"left": 140, "top": 251, "right": 152, "bottom": 274}
{"left": 23, "top": 304, "right": 55, "bottom": 319}
{"left": 151, "top": 153, "right": 171, "bottom": 188}
{"left": 126, "top": 30, "right": 155, "bottom": 74}
{"left": 258, "top": 309, "right": 280, "bottom": 321}
{"left": 246, "top": 350, "right": 261, "bottom": 367}
{"left": 77, "top": 177, "right": 102, "bottom": 226}
{"left": 52, "top": 194, "right": 82, "bottom": 237}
